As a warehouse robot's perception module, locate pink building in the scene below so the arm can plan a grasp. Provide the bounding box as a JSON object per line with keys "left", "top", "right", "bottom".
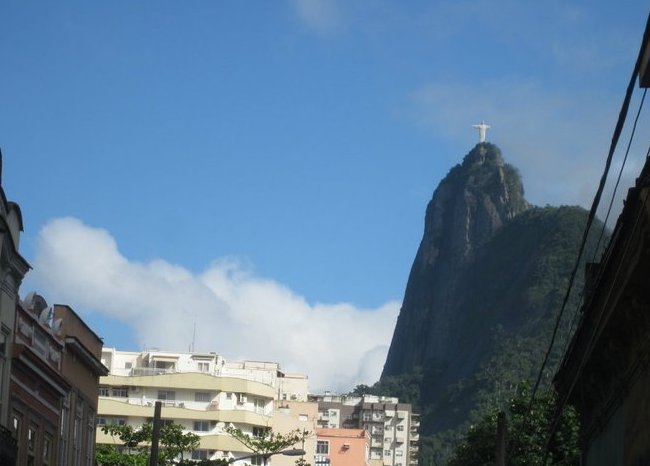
{"left": 316, "top": 428, "right": 369, "bottom": 466}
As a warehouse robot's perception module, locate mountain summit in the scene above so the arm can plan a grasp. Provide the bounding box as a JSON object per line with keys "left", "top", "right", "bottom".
{"left": 383, "top": 142, "right": 529, "bottom": 377}
{"left": 380, "top": 143, "right": 597, "bottom": 445}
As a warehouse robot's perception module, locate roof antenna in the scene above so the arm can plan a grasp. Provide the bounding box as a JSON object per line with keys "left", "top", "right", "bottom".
{"left": 190, "top": 319, "right": 196, "bottom": 353}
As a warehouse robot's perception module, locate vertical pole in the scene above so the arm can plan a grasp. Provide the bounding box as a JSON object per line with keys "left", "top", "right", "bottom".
{"left": 495, "top": 411, "right": 507, "bottom": 466}
{"left": 150, "top": 401, "right": 162, "bottom": 466}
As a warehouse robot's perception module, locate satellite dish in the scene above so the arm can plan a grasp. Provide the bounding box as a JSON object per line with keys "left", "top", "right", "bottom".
{"left": 39, "top": 307, "right": 51, "bottom": 324}
{"left": 52, "top": 318, "right": 63, "bottom": 334}
{"left": 23, "top": 292, "right": 48, "bottom": 314}
{"left": 22, "top": 291, "right": 36, "bottom": 309}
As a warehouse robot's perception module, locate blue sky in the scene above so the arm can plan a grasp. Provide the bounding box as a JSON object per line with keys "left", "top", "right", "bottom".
{"left": 2, "top": 1, "right": 649, "bottom": 391}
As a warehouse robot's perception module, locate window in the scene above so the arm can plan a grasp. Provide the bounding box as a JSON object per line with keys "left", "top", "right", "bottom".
{"left": 198, "top": 362, "right": 209, "bottom": 372}
{"left": 28, "top": 425, "right": 37, "bottom": 452}
{"left": 33, "top": 329, "right": 47, "bottom": 356}
{"left": 98, "top": 387, "right": 110, "bottom": 397}
{"left": 316, "top": 440, "right": 329, "bottom": 454}
{"left": 96, "top": 418, "right": 107, "bottom": 426}
{"left": 112, "top": 387, "right": 128, "bottom": 398}
{"left": 252, "top": 427, "right": 269, "bottom": 438}
{"left": 125, "top": 362, "right": 132, "bottom": 369}
{"left": 298, "top": 414, "right": 308, "bottom": 422}
{"left": 192, "top": 450, "right": 209, "bottom": 460}
{"left": 0, "top": 329, "right": 7, "bottom": 415}
{"left": 195, "top": 392, "right": 211, "bottom": 402}
{"left": 385, "top": 437, "right": 392, "bottom": 443}
{"left": 384, "top": 450, "right": 391, "bottom": 456}
{"left": 43, "top": 434, "right": 52, "bottom": 465}
{"left": 250, "top": 455, "right": 264, "bottom": 465}
{"left": 225, "top": 393, "right": 232, "bottom": 399}
{"left": 396, "top": 425, "right": 404, "bottom": 431}
{"left": 193, "top": 421, "right": 210, "bottom": 432}
{"left": 158, "top": 390, "right": 175, "bottom": 401}
{"left": 395, "top": 450, "right": 403, "bottom": 457}
{"left": 329, "top": 410, "right": 337, "bottom": 417}
{"left": 315, "top": 456, "right": 330, "bottom": 466}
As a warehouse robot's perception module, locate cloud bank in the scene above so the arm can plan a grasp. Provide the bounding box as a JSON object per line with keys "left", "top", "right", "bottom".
{"left": 32, "top": 217, "right": 400, "bottom": 393}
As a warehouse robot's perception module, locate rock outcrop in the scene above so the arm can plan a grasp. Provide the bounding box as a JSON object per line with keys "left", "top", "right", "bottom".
{"left": 383, "top": 142, "right": 529, "bottom": 377}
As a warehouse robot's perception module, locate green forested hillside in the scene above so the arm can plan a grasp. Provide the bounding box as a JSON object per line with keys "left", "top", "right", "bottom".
{"left": 367, "top": 205, "right": 604, "bottom": 464}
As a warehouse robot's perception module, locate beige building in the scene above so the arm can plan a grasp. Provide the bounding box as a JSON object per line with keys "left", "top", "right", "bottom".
{"left": 98, "top": 348, "right": 317, "bottom": 463}
{"left": 53, "top": 304, "right": 108, "bottom": 466}
{"left": 310, "top": 394, "right": 419, "bottom": 466}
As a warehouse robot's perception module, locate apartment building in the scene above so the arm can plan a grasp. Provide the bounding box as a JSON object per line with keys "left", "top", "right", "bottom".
{"left": 315, "top": 428, "right": 369, "bottom": 466}
{"left": 0, "top": 152, "right": 31, "bottom": 465}
{"left": 53, "top": 304, "right": 107, "bottom": 466}
{"left": 310, "top": 394, "right": 419, "bottom": 466}
{"left": 98, "top": 349, "right": 317, "bottom": 464}
{"left": 8, "top": 294, "right": 107, "bottom": 466}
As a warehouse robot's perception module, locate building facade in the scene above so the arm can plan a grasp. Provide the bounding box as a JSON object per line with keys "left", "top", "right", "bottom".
{"left": 554, "top": 149, "right": 650, "bottom": 464}
{"left": 0, "top": 152, "right": 31, "bottom": 465}
{"left": 53, "top": 304, "right": 108, "bottom": 466}
{"left": 10, "top": 294, "right": 69, "bottom": 466}
{"left": 310, "top": 394, "right": 419, "bottom": 466}
{"left": 8, "top": 293, "right": 107, "bottom": 466}
{"left": 315, "top": 428, "right": 369, "bottom": 466}
{"left": 98, "top": 348, "right": 317, "bottom": 464}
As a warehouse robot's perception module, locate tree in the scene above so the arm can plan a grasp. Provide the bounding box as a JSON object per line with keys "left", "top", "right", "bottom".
{"left": 97, "top": 421, "right": 200, "bottom": 466}
{"left": 160, "top": 423, "right": 200, "bottom": 463}
{"left": 224, "top": 426, "right": 309, "bottom": 463}
{"left": 447, "top": 383, "right": 579, "bottom": 466}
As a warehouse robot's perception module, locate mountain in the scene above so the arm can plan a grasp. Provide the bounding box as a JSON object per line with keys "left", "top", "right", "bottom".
{"left": 378, "top": 143, "right": 599, "bottom": 456}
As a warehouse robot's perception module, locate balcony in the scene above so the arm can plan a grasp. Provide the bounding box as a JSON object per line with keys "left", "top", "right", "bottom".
{"left": 370, "top": 437, "right": 383, "bottom": 448}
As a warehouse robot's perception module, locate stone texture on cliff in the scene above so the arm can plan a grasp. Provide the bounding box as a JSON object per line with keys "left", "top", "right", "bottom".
{"left": 383, "top": 142, "right": 529, "bottom": 378}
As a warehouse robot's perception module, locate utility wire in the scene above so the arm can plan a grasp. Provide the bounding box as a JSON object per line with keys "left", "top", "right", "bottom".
{"left": 557, "top": 89, "right": 647, "bottom": 371}
{"left": 543, "top": 173, "right": 650, "bottom": 463}
{"left": 540, "top": 10, "right": 650, "bottom": 458}
{"left": 591, "top": 88, "right": 648, "bottom": 262}
{"left": 528, "top": 13, "right": 646, "bottom": 408}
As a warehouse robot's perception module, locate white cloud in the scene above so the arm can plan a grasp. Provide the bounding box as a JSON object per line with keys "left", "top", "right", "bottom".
{"left": 290, "top": 0, "right": 343, "bottom": 36}
{"left": 32, "top": 217, "right": 399, "bottom": 393}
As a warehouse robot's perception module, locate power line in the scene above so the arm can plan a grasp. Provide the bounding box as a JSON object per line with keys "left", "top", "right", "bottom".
{"left": 528, "top": 8, "right": 648, "bottom": 410}
{"left": 591, "top": 88, "right": 648, "bottom": 262}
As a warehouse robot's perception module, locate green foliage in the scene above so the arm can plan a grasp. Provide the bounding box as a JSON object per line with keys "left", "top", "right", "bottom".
{"left": 224, "top": 425, "right": 309, "bottom": 457}
{"left": 447, "top": 384, "right": 579, "bottom": 466}
{"left": 159, "top": 423, "right": 200, "bottom": 462}
{"left": 97, "top": 421, "right": 200, "bottom": 466}
{"left": 383, "top": 205, "right": 605, "bottom": 465}
{"left": 350, "top": 367, "right": 423, "bottom": 410}
{"left": 176, "top": 460, "right": 230, "bottom": 466}
{"left": 96, "top": 444, "right": 148, "bottom": 466}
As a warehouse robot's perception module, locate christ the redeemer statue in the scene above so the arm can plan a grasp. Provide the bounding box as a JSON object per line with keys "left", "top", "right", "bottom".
{"left": 473, "top": 121, "right": 491, "bottom": 143}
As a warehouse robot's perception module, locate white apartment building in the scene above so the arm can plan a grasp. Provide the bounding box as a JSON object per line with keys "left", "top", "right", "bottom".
{"left": 310, "top": 394, "right": 419, "bottom": 466}
{"left": 98, "top": 348, "right": 316, "bottom": 464}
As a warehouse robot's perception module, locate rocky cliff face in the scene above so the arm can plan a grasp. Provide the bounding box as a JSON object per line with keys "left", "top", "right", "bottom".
{"left": 383, "top": 142, "right": 529, "bottom": 377}
{"left": 379, "top": 143, "right": 598, "bottom": 446}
